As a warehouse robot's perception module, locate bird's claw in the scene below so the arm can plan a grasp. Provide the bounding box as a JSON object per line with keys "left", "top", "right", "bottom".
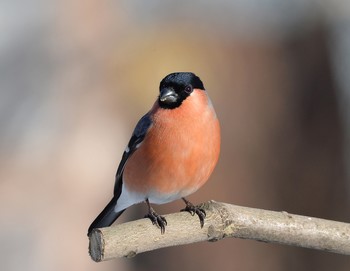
{"left": 181, "top": 201, "right": 206, "bottom": 228}
{"left": 145, "top": 210, "right": 167, "bottom": 234}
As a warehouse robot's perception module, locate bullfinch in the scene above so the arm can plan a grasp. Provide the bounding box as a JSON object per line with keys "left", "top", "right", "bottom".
{"left": 88, "top": 72, "right": 220, "bottom": 235}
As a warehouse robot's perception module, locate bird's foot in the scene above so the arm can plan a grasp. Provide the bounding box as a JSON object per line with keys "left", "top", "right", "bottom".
{"left": 144, "top": 207, "right": 167, "bottom": 234}
{"left": 180, "top": 198, "right": 206, "bottom": 228}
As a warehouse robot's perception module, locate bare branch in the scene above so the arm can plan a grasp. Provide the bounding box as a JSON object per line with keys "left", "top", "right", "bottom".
{"left": 88, "top": 200, "right": 350, "bottom": 262}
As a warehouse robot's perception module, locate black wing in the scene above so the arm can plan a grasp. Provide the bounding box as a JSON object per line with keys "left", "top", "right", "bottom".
{"left": 113, "top": 113, "right": 152, "bottom": 197}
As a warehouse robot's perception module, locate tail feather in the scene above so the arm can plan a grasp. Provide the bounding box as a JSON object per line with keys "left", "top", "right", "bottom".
{"left": 88, "top": 196, "right": 125, "bottom": 236}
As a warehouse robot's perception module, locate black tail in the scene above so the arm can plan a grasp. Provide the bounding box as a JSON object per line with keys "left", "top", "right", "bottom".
{"left": 87, "top": 196, "right": 125, "bottom": 236}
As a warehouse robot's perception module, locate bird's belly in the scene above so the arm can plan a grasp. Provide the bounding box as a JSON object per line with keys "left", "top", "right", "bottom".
{"left": 123, "top": 148, "right": 213, "bottom": 195}
{"left": 123, "top": 120, "right": 220, "bottom": 200}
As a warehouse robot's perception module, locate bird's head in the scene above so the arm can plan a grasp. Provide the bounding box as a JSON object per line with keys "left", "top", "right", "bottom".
{"left": 158, "top": 72, "right": 205, "bottom": 109}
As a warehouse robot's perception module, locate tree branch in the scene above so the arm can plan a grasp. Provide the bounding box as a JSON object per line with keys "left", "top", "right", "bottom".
{"left": 88, "top": 200, "right": 350, "bottom": 262}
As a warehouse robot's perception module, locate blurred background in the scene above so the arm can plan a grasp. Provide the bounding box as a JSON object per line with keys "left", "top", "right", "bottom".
{"left": 1, "top": 0, "right": 350, "bottom": 270}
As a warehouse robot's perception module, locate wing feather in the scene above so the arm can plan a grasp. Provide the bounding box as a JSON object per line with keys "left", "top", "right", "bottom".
{"left": 114, "top": 113, "right": 152, "bottom": 197}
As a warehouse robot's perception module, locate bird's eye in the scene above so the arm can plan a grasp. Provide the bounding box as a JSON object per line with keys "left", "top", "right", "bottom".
{"left": 184, "top": 85, "right": 193, "bottom": 94}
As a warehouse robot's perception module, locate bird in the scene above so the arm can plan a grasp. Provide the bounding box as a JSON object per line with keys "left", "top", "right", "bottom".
{"left": 88, "top": 72, "right": 220, "bottom": 235}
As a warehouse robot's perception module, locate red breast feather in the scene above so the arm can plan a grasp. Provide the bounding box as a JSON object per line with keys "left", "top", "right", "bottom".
{"left": 123, "top": 89, "right": 220, "bottom": 200}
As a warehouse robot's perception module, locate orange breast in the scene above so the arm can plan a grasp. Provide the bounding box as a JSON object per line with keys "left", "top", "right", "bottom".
{"left": 123, "top": 90, "right": 220, "bottom": 198}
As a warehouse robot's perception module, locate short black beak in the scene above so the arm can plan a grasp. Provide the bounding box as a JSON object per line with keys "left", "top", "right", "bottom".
{"left": 159, "top": 88, "right": 178, "bottom": 104}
